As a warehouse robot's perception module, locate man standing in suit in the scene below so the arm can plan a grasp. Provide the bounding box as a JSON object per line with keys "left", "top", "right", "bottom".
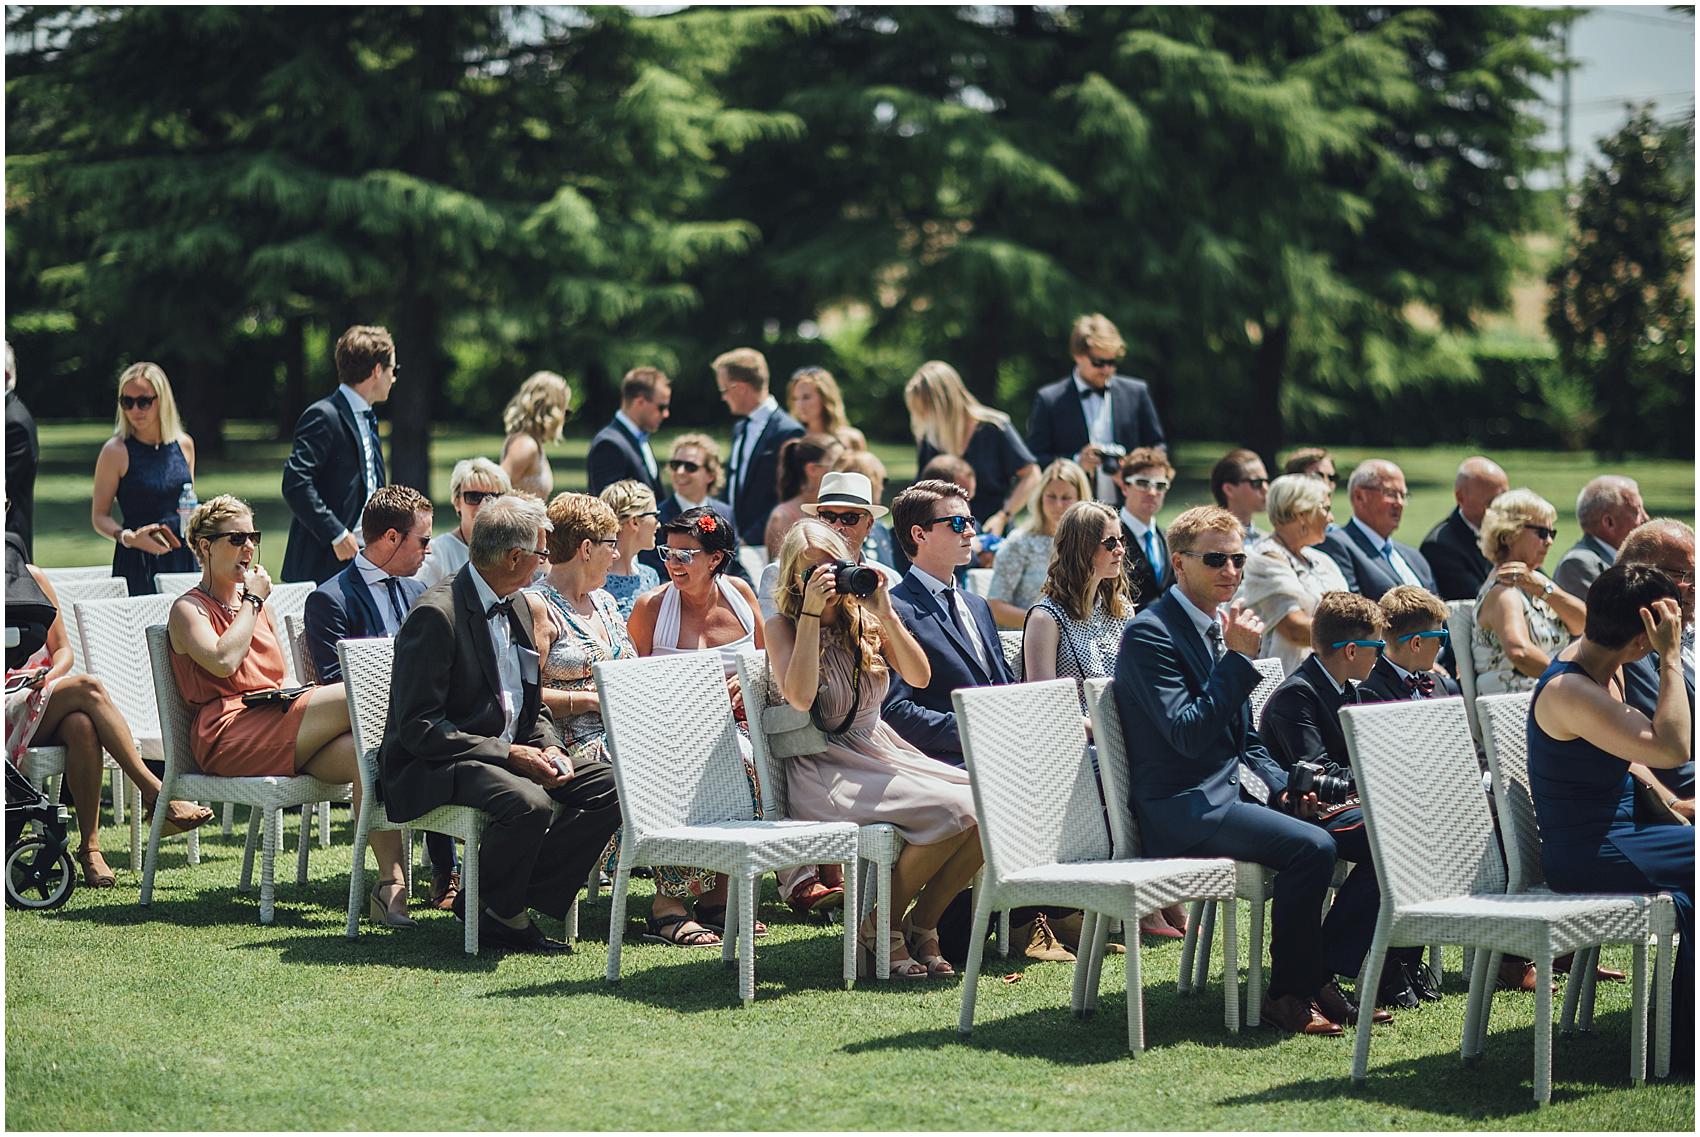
{"left": 1261, "top": 593, "right": 1427, "bottom": 1016}
{"left": 1419, "top": 456, "right": 1509, "bottom": 600}
{"left": 587, "top": 366, "right": 670, "bottom": 497}
{"left": 1025, "top": 313, "right": 1166, "bottom": 504}
{"left": 4, "top": 342, "right": 38, "bottom": 559}
{"left": 1318, "top": 460, "right": 1437, "bottom": 600}
{"left": 881, "top": 478, "right": 1014, "bottom": 766}
{"left": 379, "top": 495, "right": 621, "bottom": 952}
{"left": 1114, "top": 505, "right": 1345, "bottom": 1036}
{"left": 283, "top": 325, "right": 397, "bottom": 584}
{"left": 1553, "top": 475, "right": 1648, "bottom": 601}
{"left": 1356, "top": 585, "right": 1462, "bottom": 703}
{"left": 716, "top": 348, "right": 804, "bottom": 549}
{"left": 1113, "top": 447, "right": 1172, "bottom": 610}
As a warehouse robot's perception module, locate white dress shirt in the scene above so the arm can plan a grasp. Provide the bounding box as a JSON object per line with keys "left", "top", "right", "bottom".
{"left": 1073, "top": 369, "right": 1118, "bottom": 502}
{"left": 353, "top": 552, "right": 407, "bottom": 635}
{"left": 336, "top": 384, "right": 380, "bottom": 549}
{"left": 728, "top": 395, "right": 779, "bottom": 509}
{"left": 615, "top": 409, "right": 658, "bottom": 480}
{"left": 465, "top": 564, "right": 531, "bottom": 745}
{"left": 1348, "top": 516, "right": 1423, "bottom": 588}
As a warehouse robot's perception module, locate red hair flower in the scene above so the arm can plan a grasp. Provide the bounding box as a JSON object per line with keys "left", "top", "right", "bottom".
{"left": 697, "top": 513, "right": 718, "bottom": 533}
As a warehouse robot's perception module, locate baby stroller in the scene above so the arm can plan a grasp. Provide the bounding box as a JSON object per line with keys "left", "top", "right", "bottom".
{"left": 6, "top": 754, "right": 76, "bottom": 910}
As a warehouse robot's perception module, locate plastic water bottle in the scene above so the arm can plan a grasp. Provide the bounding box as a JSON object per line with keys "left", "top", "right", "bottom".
{"left": 176, "top": 482, "right": 197, "bottom": 538}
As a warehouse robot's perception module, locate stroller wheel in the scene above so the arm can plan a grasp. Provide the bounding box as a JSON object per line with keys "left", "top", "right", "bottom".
{"left": 6, "top": 835, "right": 76, "bottom": 910}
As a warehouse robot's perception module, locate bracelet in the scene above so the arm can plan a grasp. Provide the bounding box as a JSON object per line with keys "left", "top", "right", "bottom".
{"left": 241, "top": 591, "right": 265, "bottom": 612}
{"left": 1668, "top": 797, "right": 1681, "bottom": 810}
{"left": 798, "top": 611, "right": 822, "bottom": 621}
{"left": 119, "top": 528, "right": 133, "bottom": 548}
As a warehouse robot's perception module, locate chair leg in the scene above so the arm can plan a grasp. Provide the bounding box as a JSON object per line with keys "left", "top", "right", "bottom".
{"left": 839, "top": 858, "right": 858, "bottom": 989}
{"left": 1577, "top": 945, "right": 1600, "bottom": 1032}
{"left": 1653, "top": 931, "right": 1673, "bottom": 1078}
{"left": 1630, "top": 939, "right": 1648, "bottom": 1085}
{"left": 997, "top": 908, "right": 1010, "bottom": 958}
{"left": 1177, "top": 899, "right": 1204, "bottom": 994}
{"left": 462, "top": 837, "right": 481, "bottom": 956}
{"left": 1071, "top": 911, "right": 1098, "bottom": 1017}
{"left": 1351, "top": 931, "right": 1390, "bottom": 1084}
{"left": 127, "top": 775, "right": 142, "bottom": 870}
{"left": 240, "top": 808, "right": 261, "bottom": 892}
{"left": 401, "top": 826, "right": 414, "bottom": 899}
{"left": 137, "top": 775, "right": 172, "bottom": 909}
{"left": 258, "top": 807, "right": 282, "bottom": 925}
{"left": 186, "top": 817, "right": 200, "bottom": 865}
{"left": 721, "top": 874, "right": 740, "bottom": 971}
{"left": 876, "top": 858, "right": 892, "bottom": 981}
{"left": 957, "top": 886, "right": 996, "bottom": 1037}
{"left": 739, "top": 872, "right": 758, "bottom": 1007}
{"left": 1193, "top": 900, "right": 1216, "bottom": 994}
{"left": 318, "top": 800, "right": 331, "bottom": 848}
{"left": 110, "top": 766, "right": 125, "bottom": 825}
{"left": 221, "top": 802, "right": 236, "bottom": 837}
{"left": 1221, "top": 898, "right": 1239, "bottom": 1033}
{"left": 1559, "top": 946, "right": 1588, "bottom": 1035}
{"left": 295, "top": 805, "right": 311, "bottom": 886}
{"left": 1463, "top": 945, "right": 1493, "bottom": 1061}
{"left": 1428, "top": 943, "right": 1444, "bottom": 991}
{"left": 1085, "top": 914, "right": 1111, "bottom": 1014}
{"left": 1245, "top": 897, "right": 1265, "bottom": 1028}
{"left": 1532, "top": 955, "right": 1554, "bottom": 1105}
{"left": 1124, "top": 919, "right": 1146, "bottom": 1055}
{"left": 345, "top": 803, "right": 373, "bottom": 939}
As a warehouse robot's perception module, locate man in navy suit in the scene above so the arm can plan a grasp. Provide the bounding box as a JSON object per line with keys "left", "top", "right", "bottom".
{"left": 881, "top": 478, "right": 1014, "bottom": 766}
{"left": 1025, "top": 313, "right": 1165, "bottom": 505}
{"left": 1318, "top": 459, "right": 1437, "bottom": 601}
{"left": 586, "top": 366, "right": 670, "bottom": 497}
{"left": 1617, "top": 520, "right": 1695, "bottom": 814}
{"left": 1419, "top": 457, "right": 1508, "bottom": 600}
{"left": 1113, "top": 448, "right": 1172, "bottom": 610}
{"left": 1114, "top": 505, "right": 1345, "bottom": 1035}
{"left": 1356, "top": 585, "right": 1462, "bottom": 704}
{"left": 283, "top": 325, "right": 397, "bottom": 584}
{"left": 715, "top": 348, "right": 804, "bottom": 549}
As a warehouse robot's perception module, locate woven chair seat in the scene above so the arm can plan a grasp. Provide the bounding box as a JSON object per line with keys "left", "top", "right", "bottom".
{"left": 996, "top": 857, "right": 1236, "bottom": 914}
{"left": 631, "top": 819, "right": 858, "bottom": 876}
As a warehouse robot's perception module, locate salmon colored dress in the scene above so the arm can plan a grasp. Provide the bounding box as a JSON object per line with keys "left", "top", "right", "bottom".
{"left": 168, "top": 589, "right": 311, "bottom": 777}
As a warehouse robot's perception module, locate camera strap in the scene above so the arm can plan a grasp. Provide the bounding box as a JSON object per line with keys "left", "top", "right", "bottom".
{"left": 809, "top": 610, "right": 862, "bottom": 736}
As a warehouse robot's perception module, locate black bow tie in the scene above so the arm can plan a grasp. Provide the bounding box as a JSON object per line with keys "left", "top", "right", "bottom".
{"left": 1404, "top": 671, "right": 1435, "bottom": 696}
{"left": 1076, "top": 383, "right": 1104, "bottom": 400}
{"left": 486, "top": 598, "right": 515, "bottom": 620}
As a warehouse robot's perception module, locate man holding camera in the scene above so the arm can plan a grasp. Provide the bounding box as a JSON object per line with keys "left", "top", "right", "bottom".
{"left": 1260, "top": 591, "right": 1433, "bottom": 1015}
{"left": 756, "top": 471, "right": 899, "bottom": 621}
{"left": 1026, "top": 313, "right": 1166, "bottom": 505}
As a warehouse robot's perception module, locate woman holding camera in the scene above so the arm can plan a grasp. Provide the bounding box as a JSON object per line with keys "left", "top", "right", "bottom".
{"left": 166, "top": 495, "right": 409, "bottom": 925}
{"left": 768, "top": 520, "right": 980, "bottom": 979}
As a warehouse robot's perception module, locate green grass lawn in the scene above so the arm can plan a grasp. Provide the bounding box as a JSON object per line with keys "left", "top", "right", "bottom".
{"left": 27, "top": 419, "right": 1694, "bottom": 570}
{"left": 4, "top": 810, "right": 1692, "bottom": 1130}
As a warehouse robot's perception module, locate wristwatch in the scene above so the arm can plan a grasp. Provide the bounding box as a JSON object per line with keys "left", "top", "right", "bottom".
{"left": 241, "top": 590, "right": 265, "bottom": 612}
{"left": 1539, "top": 576, "right": 1555, "bottom": 597}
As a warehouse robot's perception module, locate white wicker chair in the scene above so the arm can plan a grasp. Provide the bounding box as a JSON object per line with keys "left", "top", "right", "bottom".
{"left": 151, "top": 571, "right": 203, "bottom": 595}
{"left": 996, "top": 629, "right": 1023, "bottom": 681}
{"left": 735, "top": 648, "right": 904, "bottom": 979}
{"left": 1341, "top": 696, "right": 1675, "bottom": 1103}
{"left": 955, "top": 679, "right": 1238, "bottom": 1052}
{"left": 964, "top": 567, "right": 993, "bottom": 598}
{"left": 1080, "top": 678, "right": 1243, "bottom": 1032}
{"left": 41, "top": 565, "right": 117, "bottom": 585}
{"left": 337, "top": 637, "right": 496, "bottom": 953}
{"left": 1446, "top": 599, "right": 1486, "bottom": 750}
{"left": 594, "top": 651, "right": 859, "bottom": 1005}
{"left": 140, "top": 625, "right": 351, "bottom": 924}
{"left": 280, "top": 614, "right": 334, "bottom": 851}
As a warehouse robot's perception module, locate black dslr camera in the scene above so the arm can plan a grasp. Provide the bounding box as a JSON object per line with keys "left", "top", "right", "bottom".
{"left": 1093, "top": 443, "right": 1128, "bottom": 474}
{"left": 803, "top": 559, "right": 882, "bottom": 598}
{"left": 1289, "top": 760, "right": 1354, "bottom": 805}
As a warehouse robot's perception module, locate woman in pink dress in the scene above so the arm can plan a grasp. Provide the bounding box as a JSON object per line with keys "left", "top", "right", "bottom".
{"left": 165, "top": 495, "right": 409, "bottom": 926}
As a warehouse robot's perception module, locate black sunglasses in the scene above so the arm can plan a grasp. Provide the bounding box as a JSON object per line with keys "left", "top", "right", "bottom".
{"left": 212, "top": 531, "right": 262, "bottom": 548}
{"left": 653, "top": 403, "right": 670, "bottom": 413}
{"left": 669, "top": 459, "right": 702, "bottom": 473}
{"left": 459, "top": 490, "right": 500, "bottom": 506}
{"left": 119, "top": 394, "right": 157, "bottom": 411}
{"left": 1087, "top": 355, "right": 1120, "bottom": 369}
{"left": 1180, "top": 551, "right": 1247, "bottom": 570}
{"left": 816, "top": 508, "right": 870, "bottom": 526}
{"left": 1235, "top": 477, "right": 1269, "bottom": 489}
{"left": 1524, "top": 524, "right": 1558, "bottom": 542}
{"left": 922, "top": 515, "right": 976, "bottom": 535}
{"left": 1100, "top": 536, "right": 1125, "bottom": 552}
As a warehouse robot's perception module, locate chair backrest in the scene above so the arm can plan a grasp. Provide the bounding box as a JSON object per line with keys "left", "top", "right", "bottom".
{"left": 732, "top": 647, "right": 828, "bottom": 821}
{"left": 144, "top": 623, "right": 202, "bottom": 776}
{"left": 77, "top": 593, "right": 180, "bottom": 756}
{"left": 264, "top": 582, "right": 316, "bottom": 685}
{"left": 337, "top": 637, "right": 395, "bottom": 808}
{"left": 594, "top": 652, "right": 759, "bottom": 834}
{"left": 1340, "top": 696, "right": 1506, "bottom": 911}
{"left": 48, "top": 576, "right": 129, "bottom": 675}
{"left": 42, "top": 565, "right": 116, "bottom": 585}
{"left": 1248, "top": 656, "right": 1286, "bottom": 730}
{"left": 964, "top": 567, "right": 993, "bottom": 598}
{"left": 1478, "top": 691, "right": 1541, "bottom": 892}
{"left": 152, "top": 571, "right": 202, "bottom": 595}
{"left": 998, "top": 629, "right": 1024, "bottom": 681}
{"left": 954, "top": 679, "right": 1110, "bottom": 882}
{"left": 282, "top": 614, "right": 317, "bottom": 685}
{"left": 737, "top": 546, "right": 768, "bottom": 583}
{"left": 1084, "top": 677, "right": 1143, "bottom": 859}
{"left": 1446, "top": 599, "right": 1485, "bottom": 747}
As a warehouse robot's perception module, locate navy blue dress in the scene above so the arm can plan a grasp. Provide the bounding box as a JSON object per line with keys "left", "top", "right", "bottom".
{"left": 1528, "top": 659, "right": 1693, "bottom": 1071}
{"left": 111, "top": 437, "right": 196, "bottom": 595}
{"left": 917, "top": 420, "right": 1036, "bottom": 528}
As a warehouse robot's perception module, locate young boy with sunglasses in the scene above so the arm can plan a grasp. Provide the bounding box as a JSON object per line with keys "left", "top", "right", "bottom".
{"left": 1112, "top": 447, "right": 1173, "bottom": 609}
{"left": 1356, "top": 585, "right": 1460, "bottom": 702}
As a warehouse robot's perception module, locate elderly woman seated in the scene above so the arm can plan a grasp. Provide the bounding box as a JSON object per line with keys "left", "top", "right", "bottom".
{"left": 1237, "top": 473, "right": 1349, "bottom": 678}
{"left": 1471, "top": 489, "right": 1587, "bottom": 696}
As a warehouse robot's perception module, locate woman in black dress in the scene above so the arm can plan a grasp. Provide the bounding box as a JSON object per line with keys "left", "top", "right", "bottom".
{"left": 904, "top": 360, "right": 1038, "bottom": 537}
{"left": 90, "top": 362, "right": 197, "bottom": 595}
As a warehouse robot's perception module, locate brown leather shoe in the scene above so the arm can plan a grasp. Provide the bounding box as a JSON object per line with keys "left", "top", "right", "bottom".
{"left": 1011, "top": 914, "right": 1077, "bottom": 963}
{"left": 1264, "top": 993, "right": 1343, "bottom": 1036}
{"left": 1553, "top": 952, "right": 1627, "bottom": 982}
{"left": 1497, "top": 957, "right": 1558, "bottom": 993}
{"left": 1047, "top": 911, "right": 1126, "bottom": 955}
{"left": 1318, "top": 980, "right": 1392, "bottom": 1026}
{"left": 429, "top": 870, "right": 461, "bottom": 913}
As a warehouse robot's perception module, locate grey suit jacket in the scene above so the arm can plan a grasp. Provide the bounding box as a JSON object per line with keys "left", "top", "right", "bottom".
{"left": 1552, "top": 534, "right": 1615, "bottom": 601}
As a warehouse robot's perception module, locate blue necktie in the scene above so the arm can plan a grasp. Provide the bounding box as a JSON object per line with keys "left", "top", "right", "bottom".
{"left": 363, "top": 409, "right": 383, "bottom": 491}
{"left": 1144, "top": 530, "right": 1161, "bottom": 587}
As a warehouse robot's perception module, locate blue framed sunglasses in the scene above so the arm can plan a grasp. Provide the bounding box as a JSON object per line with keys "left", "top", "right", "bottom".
{"left": 1329, "top": 638, "right": 1386, "bottom": 654}
{"left": 1395, "top": 628, "right": 1450, "bottom": 645}
{"left": 923, "top": 514, "right": 976, "bottom": 535}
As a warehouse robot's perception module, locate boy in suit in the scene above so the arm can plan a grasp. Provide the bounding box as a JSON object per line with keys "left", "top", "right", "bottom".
{"left": 1356, "top": 586, "right": 1460, "bottom": 703}
{"left": 715, "top": 348, "right": 804, "bottom": 549}
{"left": 1113, "top": 447, "right": 1172, "bottom": 610}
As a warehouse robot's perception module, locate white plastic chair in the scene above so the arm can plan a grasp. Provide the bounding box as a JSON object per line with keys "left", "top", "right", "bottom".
{"left": 1341, "top": 696, "right": 1674, "bottom": 1104}
{"left": 595, "top": 651, "right": 859, "bottom": 1005}
{"left": 955, "top": 678, "right": 1239, "bottom": 1052}
{"left": 151, "top": 571, "right": 203, "bottom": 595}
{"left": 41, "top": 565, "right": 117, "bottom": 585}
{"left": 964, "top": 567, "right": 993, "bottom": 598}
{"left": 735, "top": 648, "right": 905, "bottom": 979}
{"left": 140, "top": 625, "right": 351, "bottom": 924}
{"left": 996, "top": 629, "right": 1023, "bottom": 681}
{"left": 1446, "top": 599, "right": 1487, "bottom": 751}
{"left": 281, "top": 613, "right": 334, "bottom": 851}
{"left": 337, "top": 637, "right": 496, "bottom": 953}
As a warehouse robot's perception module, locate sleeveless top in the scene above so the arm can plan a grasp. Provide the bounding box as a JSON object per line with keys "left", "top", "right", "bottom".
{"left": 533, "top": 583, "right": 636, "bottom": 755}
{"left": 111, "top": 437, "right": 196, "bottom": 594}
{"left": 1527, "top": 659, "right": 1637, "bottom": 846}
{"left": 1473, "top": 575, "right": 1569, "bottom": 696}
{"left": 1030, "top": 594, "right": 1131, "bottom": 710}
{"left": 652, "top": 576, "right": 756, "bottom": 675}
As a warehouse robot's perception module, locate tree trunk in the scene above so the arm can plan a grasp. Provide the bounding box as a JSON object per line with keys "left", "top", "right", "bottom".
{"left": 179, "top": 355, "right": 227, "bottom": 460}
{"left": 390, "top": 292, "right": 436, "bottom": 492}
{"left": 277, "top": 314, "right": 308, "bottom": 437}
{"left": 1245, "top": 320, "right": 1289, "bottom": 471}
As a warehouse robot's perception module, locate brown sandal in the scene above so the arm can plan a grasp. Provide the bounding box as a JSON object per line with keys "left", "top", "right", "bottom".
{"left": 75, "top": 848, "right": 116, "bottom": 888}
{"left": 144, "top": 799, "right": 215, "bottom": 837}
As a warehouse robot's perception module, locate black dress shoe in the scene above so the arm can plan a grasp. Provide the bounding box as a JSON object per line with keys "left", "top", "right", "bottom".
{"left": 1376, "top": 965, "right": 1421, "bottom": 1011}
{"left": 480, "top": 913, "right": 571, "bottom": 955}
{"left": 1321, "top": 980, "right": 1393, "bottom": 1025}
{"left": 1405, "top": 960, "right": 1443, "bottom": 1002}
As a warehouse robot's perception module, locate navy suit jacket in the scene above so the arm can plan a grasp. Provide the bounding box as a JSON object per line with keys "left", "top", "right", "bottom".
{"left": 283, "top": 392, "right": 380, "bottom": 584}
{"left": 1354, "top": 655, "right": 1460, "bottom": 703}
{"left": 1261, "top": 656, "right": 1357, "bottom": 777}
{"left": 303, "top": 561, "right": 427, "bottom": 683}
{"left": 1621, "top": 650, "right": 1695, "bottom": 804}
{"left": 1025, "top": 373, "right": 1166, "bottom": 472}
{"left": 1112, "top": 590, "right": 1290, "bottom": 856}
{"left": 1120, "top": 519, "right": 1169, "bottom": 611}
{"left": 1318, "top": 520, "right": 1437, "bottom": 601}
{"left": 730, "top": 408, "right": 805, "bottom": 548}
{"left": 882, "top": 568, "right": 1014, "bottom": 764}
{"left": 1420, "top": 507, "right": 1492, "bottom": 601}
{"left": 586, "top": 417, "right": 661, "bottom": 498}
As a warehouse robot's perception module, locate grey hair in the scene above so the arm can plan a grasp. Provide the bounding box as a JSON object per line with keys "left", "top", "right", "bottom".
{"left": 1265, "top": 473, "right": 1333, "bottom": 527}
{"left": 468, "top": 494, "right": 552, "bottom": 568}
{"left": 1347, "top": 459, "right": 1401, "bottom": 497}
{"left": 1575, "top": 475, "right": 1639, "bottom": 531}
{"left": 450, "top": 456, "right": 512, "bottom": 499}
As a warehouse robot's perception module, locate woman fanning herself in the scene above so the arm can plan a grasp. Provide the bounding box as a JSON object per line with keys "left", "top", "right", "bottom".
{"left": 768, "top": 520, "right": 981, "bottom": 979}
{"left": 165, "top": 495, "right": 410, "bottom": 926}
{"left": 1528, "top": 564, "right": 1694, "bottom": 1075}
{"left": 90, "top": 361, "right": 198, "bottom": 595}
{"left": 5, "top": 536, "right": 210, "bottom": 887}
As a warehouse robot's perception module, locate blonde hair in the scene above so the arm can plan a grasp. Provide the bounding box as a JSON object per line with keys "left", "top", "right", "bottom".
{"left": 774, "top": 520, "right": 885, "bottom": 674}
{"left": 1040, "top": 501, "right": 1133, "bottom": 620}
{"left": 502, "top": 371, "right": 573, "bottom": 441}
{"left": 787, "top": 367, "right": 853, "bottom": 439}
{"left": 670, "top": 432, "right": 724, "bottom": 494}
{"left": 1265, "top": 473, "right": 1333, "bottom": 528}
{"left": 1067, "top": 314, "right": 1125, "bottom": 360}
{"left": 186, "top": 494, "right": 253, "bottom": 555}
{"left": 113, "top": 362, "right": 188, "bottom": 444}
{"left": 1018, "top": 458, "right": 1093, "bottom": 538}
{"left": 1167, "top": 505, "right": 1244, "bottom": 555}
{"left": 599, "top": 479, "right": 658, "bottom": 519}
{"left": 545, "top": 493, "right": 615, "bottom": 563}
{"left": 1379, "top": 585, "right": 1450, "bottom": 639}
{"left": 1478, "top": 488, "right": 1556, "bottom": 563}
{"left": 450, "top": 456, "right": 511, "bottom": 499}
{"left": 904, "top": 360, "right": 1009, "bottom": 457}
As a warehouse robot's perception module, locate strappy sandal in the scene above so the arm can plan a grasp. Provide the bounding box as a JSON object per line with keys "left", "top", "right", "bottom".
{"left": 75, "top": 848, "right": 116, "bottom": 889}
{"left": 857, "top": 921, "right": 928, "bottom": 980}
{"left": 642, "top": 912, "right": 721, "bottom": 948}
{"left": 901, "top": 912, "right": 956, "bottom": 978}
{"left": 785, "top": 879, "right": 845, "bottom": 918}
{"left": 695, "top": 903, "right": 767, "bottom": 938}
{"left": 143, "top": 798, "right": 214, "bottom": 837}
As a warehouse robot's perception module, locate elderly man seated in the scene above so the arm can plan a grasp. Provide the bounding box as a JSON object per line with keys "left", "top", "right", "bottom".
{"left": 1318, "top": 459, "right": 1437, "bottom": 600}
{"left": 1419, "top": 456, "right": 1508, "bottom": 601}
{"left": 1553, "top": 475, "right": 1648, "bottom": 601}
